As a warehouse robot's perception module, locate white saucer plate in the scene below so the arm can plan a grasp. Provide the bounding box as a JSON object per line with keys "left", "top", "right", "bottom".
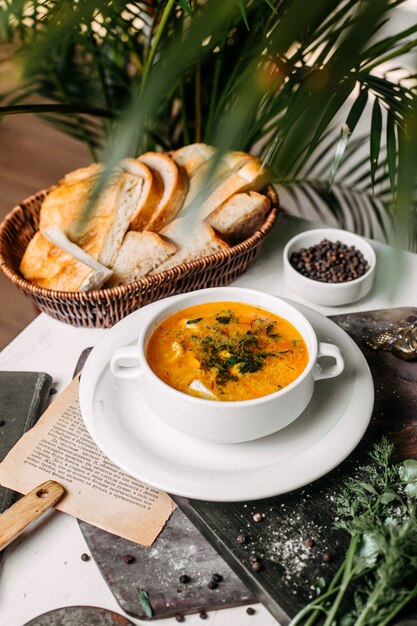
{"left": 79, "top": 295, "right": 374, "bottom": 501}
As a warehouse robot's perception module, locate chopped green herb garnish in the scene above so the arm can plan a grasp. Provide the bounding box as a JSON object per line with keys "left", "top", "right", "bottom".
{"left": 215, "top": 309, "right": 237, "bottom": 325}
{"left": 186, "top": 317, "right": 203, "bottom": 325}
{"left": 266, "top": 324, "right": 281, "bottom": 338}
{"left": 251, "top": 318, "right": 265, "bottom": 330}
{"left": 198, "top": 327, "right": 279, "bottom": 383}
{"left": 216, "top": 316, "right": 232, "bottom": 324}
{"left": 137, "top": 588, "right": 153, "bottom": 617}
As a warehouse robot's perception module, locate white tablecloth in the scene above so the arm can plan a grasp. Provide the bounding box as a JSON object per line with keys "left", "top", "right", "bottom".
{"left": 1, "top": 214, "right": 416, "bottom": 626}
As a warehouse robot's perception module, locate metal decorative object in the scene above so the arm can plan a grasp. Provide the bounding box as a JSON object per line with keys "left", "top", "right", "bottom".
{"left": 364, "top": 316, "right": 417, "bottom": 361}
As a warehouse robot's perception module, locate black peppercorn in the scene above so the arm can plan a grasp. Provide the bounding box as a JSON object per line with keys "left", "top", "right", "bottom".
{"left": 246, "top": 607, "right": 256, "bottom": 615}
{"left": 80, "top": 553, "right": 90, "bottom": 561}
{"left": 123, "top": 554, "right": 135, "bottom": 564}
{"left": 289, "top": 239, "right": 369, "bottom": 283}
{"left": 211, "top": 573, "right": 223, "bottom": 583}
{"left": 179, "top": 574, "right": 191, "bottom": 584}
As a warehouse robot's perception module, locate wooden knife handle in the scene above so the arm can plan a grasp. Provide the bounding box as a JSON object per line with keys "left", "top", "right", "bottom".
{"left": 0, "top": 480, "right": 65, "bottom": 550}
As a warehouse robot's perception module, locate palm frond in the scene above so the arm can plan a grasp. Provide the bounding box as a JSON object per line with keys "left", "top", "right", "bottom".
{"left": 0, "top": 0, "right": 416, "bottom": 247}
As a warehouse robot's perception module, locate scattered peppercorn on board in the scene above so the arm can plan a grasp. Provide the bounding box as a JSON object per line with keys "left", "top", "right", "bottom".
{"left": 74, "top": 308, "right": 417, "bottom": 622}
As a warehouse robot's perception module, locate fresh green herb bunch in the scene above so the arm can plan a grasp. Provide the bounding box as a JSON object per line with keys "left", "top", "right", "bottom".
{"left": 290, "top": 438, "right": 417, "bottom": 626}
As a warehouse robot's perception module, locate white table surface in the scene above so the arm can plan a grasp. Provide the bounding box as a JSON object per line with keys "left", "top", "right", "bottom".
{"left": 1, "top": 213, "right": 416, "bottom": 626}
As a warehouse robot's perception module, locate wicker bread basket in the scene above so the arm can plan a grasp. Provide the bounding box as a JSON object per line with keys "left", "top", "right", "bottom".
{"left": 0, "top": 185, "right": 279, "bottom": 328}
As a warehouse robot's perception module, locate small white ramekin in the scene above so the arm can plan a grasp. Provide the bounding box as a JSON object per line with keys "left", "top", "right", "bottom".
{"left": 283, "top": 228, "right": 376, "bottom": 307}
{"left": 110, "top": 287, "right": 344, "bottom": 443}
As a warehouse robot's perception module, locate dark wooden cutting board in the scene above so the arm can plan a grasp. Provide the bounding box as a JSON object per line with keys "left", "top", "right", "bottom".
{"left": 175, "top": 307, "right": 417, "bottom": 624}
{"left": 76, "top": 308, "right": 417, "bottom": 622}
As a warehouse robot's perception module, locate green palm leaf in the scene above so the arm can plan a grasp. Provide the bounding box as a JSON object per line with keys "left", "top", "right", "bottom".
{"left": 370, "top": 98, "right": 383, "bottom": 189}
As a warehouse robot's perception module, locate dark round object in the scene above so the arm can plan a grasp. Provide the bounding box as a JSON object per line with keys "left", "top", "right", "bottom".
{"left": 23, "top": 606, "right": 135, "bottom": 626}
{"left": 211, "top": 573, "right": 223, "bottom": 583}
{"left": 0, "top": 419, "right": 5, "bottom": 426}
{"left": 322, "top": 551, "right": 332, "bottom": 563}
{"left": 80, "top": 553, "right": 90, "bottom": 562}
{"left": 123, "top": 554, "right": 135, "bottom": 564}
{"left": 251, "top": 561, "right": 262, "bottom": 572}
{"left": 175, "top": 615, "right": 185, "bottom": 623}
{"left": 179, "top": 574, "right": 191, "bottom": 584}
{"left": 236, "top": 533, "right": 248, "bottom": 544}
{"left": 199, "top": 611, "right": 208, "bottom": 619}
{"left": 246, "top": 607, "right": 256, "bottom": 615}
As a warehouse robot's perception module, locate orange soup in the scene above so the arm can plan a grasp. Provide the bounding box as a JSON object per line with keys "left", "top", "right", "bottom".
{"left": 146, "top": 302, "right": 309, "bottom": 402}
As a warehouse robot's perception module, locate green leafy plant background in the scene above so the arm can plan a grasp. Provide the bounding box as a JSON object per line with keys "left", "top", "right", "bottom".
{"left": 0, "top": 0, "right": 416, "bottom": 249}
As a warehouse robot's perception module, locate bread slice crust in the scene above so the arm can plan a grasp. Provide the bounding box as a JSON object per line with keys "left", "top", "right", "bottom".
{"left": 39, "top": 161, "right": 146, "bottom": 266}
{"left": 19, "top": 231, "right": 107, "bottom": 292}
{"left": 138, "top": 152, "right": 188, "bottom": 232}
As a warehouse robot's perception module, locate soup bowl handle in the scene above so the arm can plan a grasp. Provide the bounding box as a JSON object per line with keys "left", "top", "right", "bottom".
{"left": 313, "top": 342, "right": 344, "bottom": 381}
{"left": 110, "top": 346, "right": 143, "bottom": 380}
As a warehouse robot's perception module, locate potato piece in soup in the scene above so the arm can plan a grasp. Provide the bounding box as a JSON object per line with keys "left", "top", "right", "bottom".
{"left": 146, "top": 302, "right": 308, "bottom": 402}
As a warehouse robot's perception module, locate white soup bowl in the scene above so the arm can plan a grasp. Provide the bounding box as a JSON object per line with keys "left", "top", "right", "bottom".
{"left": 110, "top": 288, "right": 344, "bottom": 443}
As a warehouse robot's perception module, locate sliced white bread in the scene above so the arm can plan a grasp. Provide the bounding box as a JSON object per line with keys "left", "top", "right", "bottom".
{"left": 60, "top": 162, "right": 102, "bottom": 184}
{"left": 154, "top": 218, "right": 229, "bottom": 273}
{"left": 106, "top": 231, "right": 177, "bottom": 286}
{"left": 39, "top": 159, "right": 146, "bottom": 267}
{"left": 19, "top": 231, "right": 112, "bottom": 292}
{"left": 171, "top": 143, "right": 215, "bottom": 177}
{"left": 138, "top": 152, "right": 188, "bottom": 232}
{"left": 207, "top": 191, "right": 271, "bottom": 244}
{"left": 122, "top": 158, "right": 163, "bottom": 231}
{"left": 192, "top": 157, "right": 270, "bottom": 221}
{"left": 43, "top": 226, "right": 113, "bottom": 283}
{"left": 180, "top": 151, "right": 258, "bottom": 216}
